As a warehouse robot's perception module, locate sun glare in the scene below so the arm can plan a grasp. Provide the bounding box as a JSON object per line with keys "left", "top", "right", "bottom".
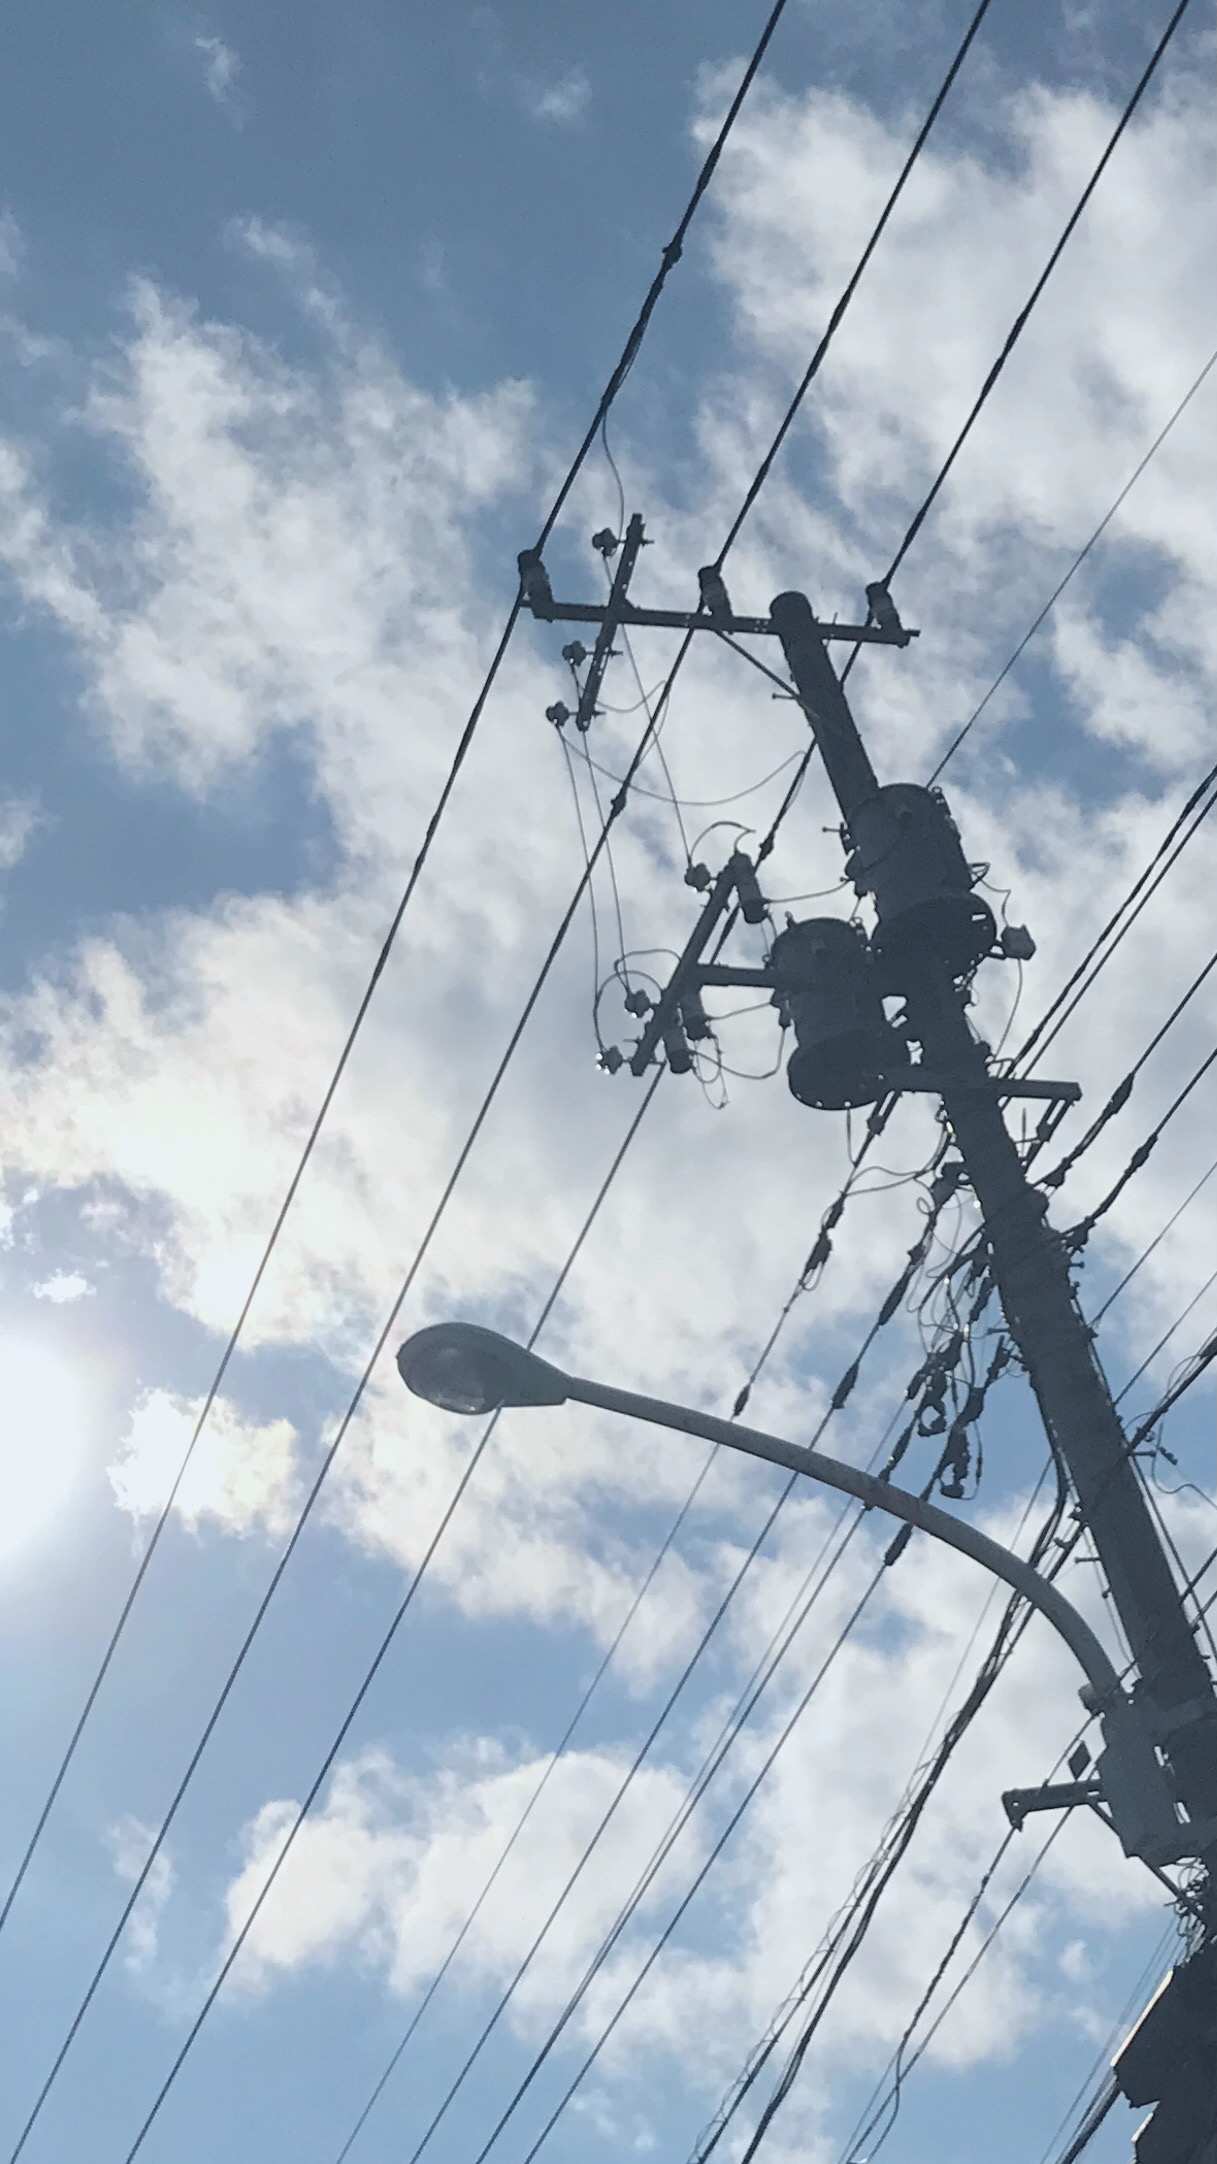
{"left": 0, "top": 1336, "right": 91, "bottom": 1564}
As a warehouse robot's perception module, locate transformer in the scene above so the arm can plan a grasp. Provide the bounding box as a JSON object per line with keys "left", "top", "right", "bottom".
{"left": 845, "top": 784, "right": 995, "bottom": 980}
{"left": 770, "top": 917, "right": 905, "bottom": 1111}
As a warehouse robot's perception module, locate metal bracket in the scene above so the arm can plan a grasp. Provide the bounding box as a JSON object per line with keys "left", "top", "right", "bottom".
{"left": 881, "top": 1068, "right": 1081, "bottom": 1104}
{"left": 1002, "top": 1780, "right": 1102, "bottom": 1830}
{"left": 516, "top": 543, "right": 917, "bottom": 648}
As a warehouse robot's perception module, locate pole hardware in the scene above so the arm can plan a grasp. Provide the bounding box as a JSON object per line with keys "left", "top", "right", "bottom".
{"left": 517, "top": 532, "right": 918, "bottom": 649}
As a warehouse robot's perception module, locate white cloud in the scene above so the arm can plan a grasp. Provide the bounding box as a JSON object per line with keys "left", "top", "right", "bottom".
{"left": 108, "top": 1387, "right": 302, "bottom": 1538}
{"left": 31, "top": 1269, "right": 94, "bottom": 1303}
{"left": 518, "top": 68, "right": 592, "bottom": 127}
{"left": 0, "top": 52, "right": 1213, "bottom": 2141}
{"left": 0, "top": 209, "right": 23, "bottom": 280}
{"left": 0, "top": 794, "right": 38, "bottom": 871}
{"left": 106, "top": 1815, "right": 175, "bottom": 1973}
{"left": 193, "top": 32, "right": 243, "bottom": 119}
{"left": 222, "top": 1742, "right": 699, "bottom": 2004}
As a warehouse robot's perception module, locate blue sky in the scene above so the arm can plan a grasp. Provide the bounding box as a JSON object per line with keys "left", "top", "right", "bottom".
{"left": 0, "top": 4, "right": 1215, "bottom": 2162}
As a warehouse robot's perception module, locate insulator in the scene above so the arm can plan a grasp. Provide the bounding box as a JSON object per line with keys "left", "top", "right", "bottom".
{"left": 845, "top": 784, "right": 996, "bottom": 980}
{"left": 662, "top": 1016, "right": 693, "bottom": 1075}
{"left": 517, "top": 548, "right": 554, "bottom": 613}
{"left": 591, "top": 527, "right": 619, "bottom": 557}
{"left": 546, "top": 701, "right": 571, "bottom": 728}
{"left": 769, "top": 917, "right": 904, "bottom": 1112}
{"left": 684, "top": 862, "right": 711, "bottom": 891}
{"left": 679, "top": 986, "right": 712, "bottom": 1042}
{"left": 623, "top": 986, "right": 652, "bottom": 1017}
{"left": 598, "top": 1044, "right": 624, "bottom": 1073}
{"left": 999, "top": 923, "right": 1036, "bottom": 961}
{"left": 697, "top": 565, "right": 732, "bottom": 621}
{"left": 730, "top": 853, "right": 768, "bottom": 925}
{"left": 864, "top": 580, "right": 905, "bottom": 638}
{"left": 562, "top": 640, "right": 589, "bottom": 668}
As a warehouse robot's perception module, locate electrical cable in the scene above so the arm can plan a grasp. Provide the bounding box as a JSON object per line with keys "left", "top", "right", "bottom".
{"left": 9, "top": 1077, "right": 675, "bottom": 2164}
{"left": 1052, "top": 2077, "right": 1120, "bottom": 2164}
{"left": 0, "top": 0, "right": 797, "bottom": 1950}
{"left": 839, "top": 1814, "right": 1068, "bottom": 2162}
{"left": 1011, "top": 764, "right": 1217, "bottom": 1075}
{"left": 339, "top": 1205, "right": 955, "bottom": 2164}
{"left": 711, "top": 0, "right": 998, "bottom": 567}
{"left": 1067, "top": 1044, "right": 1217, "bottom": 1252}
{"left": 729, "top": 1576, "right": 1066, "bottom": 2164}
{"left": 452, "top": 1318, "right": 1023, "bottom": 2164}
{"left": 581, "top": 744, "right": 805, "bottom": 812}
{"left": 329, "top": 1441, "right": 723, "bottom": 2164}
{"left": 329, "top": 1163, "right": 973, "bottom": 2162}
{"left": 1114, "top": 1265, "right": 1217, "bottom": 1408}
{"left": 928, "top": 345, "right": 1217, "bottom": 780}
{"left": 1092, "top": 1153, "right": 1217, "bottom": 1325}
{"left": 879, "top": 0, "right": 1197, "bottom": 591}
{"left": 1039, "top": 944, "right": 1217, "bottom": 1196}
{"left": 1125, "top": 1328, "right": 1217, "bottom": 1457}
{"left": 103, "top": 649, "right": 837, "bottom": 2156}
{"left": 691, "top": 1483, "right": 1068, "bottom": 2164}
{"left": 558, "top": 732, "right": 605, "bottom": 1040}
{"left": 546, "top": 1481, "right": 1067, "bottom": 2164}
{"left": 1033, "top": 1924, "right": 1178, "bottom": 2164}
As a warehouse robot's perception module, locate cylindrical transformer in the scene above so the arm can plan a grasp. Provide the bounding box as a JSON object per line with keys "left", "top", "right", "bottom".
{"left": 770, "top": 918, "right": 904, "bottom": 1111}
{"left": 845, "top": 784, "right": 995, "bottom": 980}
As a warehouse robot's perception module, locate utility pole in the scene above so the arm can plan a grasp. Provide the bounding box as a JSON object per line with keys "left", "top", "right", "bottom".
{"left": 524, "top": 525, "right": 1216, "bottom": 2156}
{"left": 521, "top": 532, "right": 1216, "bottom": 1862}
{"left": 768, "top": 590, "right": 1217, "bottom": 1855}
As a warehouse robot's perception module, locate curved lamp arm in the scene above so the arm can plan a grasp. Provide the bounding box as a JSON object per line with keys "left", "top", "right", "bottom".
{"left": 570, "top": 1374, "right": 1122, "bottom": 1706}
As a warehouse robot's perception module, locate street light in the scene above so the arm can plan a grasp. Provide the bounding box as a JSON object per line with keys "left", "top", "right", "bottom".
{"left": 396, "top": 1321, "right": 1198, "bottom": 1869}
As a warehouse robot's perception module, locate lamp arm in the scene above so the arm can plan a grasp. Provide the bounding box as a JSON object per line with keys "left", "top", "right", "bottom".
{"left": 571, "top": 1376, "right": 1122, "bottom": 1706}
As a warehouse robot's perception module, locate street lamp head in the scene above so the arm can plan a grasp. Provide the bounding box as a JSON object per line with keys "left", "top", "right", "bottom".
{"left": 396, "top": 1322, "right": 570, "bottom": 1415}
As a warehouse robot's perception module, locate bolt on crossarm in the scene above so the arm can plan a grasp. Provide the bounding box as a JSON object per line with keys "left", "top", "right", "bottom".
{"left": 769, "top": 590, "right": 1217, "bottom": 1853}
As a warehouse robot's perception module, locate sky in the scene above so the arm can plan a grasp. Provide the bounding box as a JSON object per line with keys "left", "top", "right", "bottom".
{"left": 0, "top": 3, "right": 1215, "bottom": 2162}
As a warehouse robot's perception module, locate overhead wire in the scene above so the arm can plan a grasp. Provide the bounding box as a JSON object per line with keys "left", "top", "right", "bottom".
{"left": 100, "top": 542, "right": 857, "bottom": 2153}
{"left": 443, "top": 1304, "right": 1026, "bottom": 2164}
{"left": 837, "top": 1813, "right": 1068, "bottom": 2162}
{"left": 337, "top": 1198, "right": 958, "bottom": 2164}
{"left": 70, "top": 0, "right": 1195, "bottom": 2138}
{"left": 1091, "top": 1153, "right": 1217, "bottom": 1324}
{"left": 927, "top": 345, "right": 1217, "bottom": 780}
{"left": 711, "top": 0, "right": 1000, "bottom": 567}
{"left": 876, "top": 0, "right": 1198, "bottom": 594}
{"left": 0, "top": 0, "right": 800, "bottom": 1950}
{"left": 1065, "top": 1043, "right": 1217, "bottom": 1252}
{"left": 541, "top": 1473, "right": 1067, "bottom": 2164}
{"left": 1011, "top": 763, "right": 1217, "bottom": 1076}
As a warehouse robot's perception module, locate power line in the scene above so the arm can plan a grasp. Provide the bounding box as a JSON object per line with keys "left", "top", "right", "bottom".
{"left": 1012, "top": 764, "right": 1217, "bottom": 1075}
{"left": 928, "top": 345, "right": 1217, "bottom": 780}
{"left": 1067, "top": 1043, "right": 1217, "bottom": 1253}
{"left": 10, "top": 1075, "right": 663, "bottom": 2160}
{"left": 543, "top": 1493, "right": 1065, "bottom": 2164}
{"left": 1040, "top": 945, "right": 1217, "bottom": 1197}
{"left": 837, "top": 1814, "right": 1068, "bottom": 2162}
{"left": 1092, "top": 1154, "right": 1217, "bottom": 1324}
{"left": 694, "top": 1493, "right": 1068, "bottom": 2164}
{"left": 334, "top": 1207, "right": 956, "bottom": 2163}
{"left": 0, "top": 0, "right": 796, "bottom": 1950}
{"left": 1114, "top": 1266, "right": 1217, "bottom": 1409}
{"left": 86, "top": 583, "right": 833, "bottom": 2149}
{"left": 455, "top": 1327, "right": 1027, "bottom": 2164}
{"left": 881, "top": 0, "right": 1197, "bottom": 588}
{"left": 711, "top": 0, "right": 998, "bottom": 566}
